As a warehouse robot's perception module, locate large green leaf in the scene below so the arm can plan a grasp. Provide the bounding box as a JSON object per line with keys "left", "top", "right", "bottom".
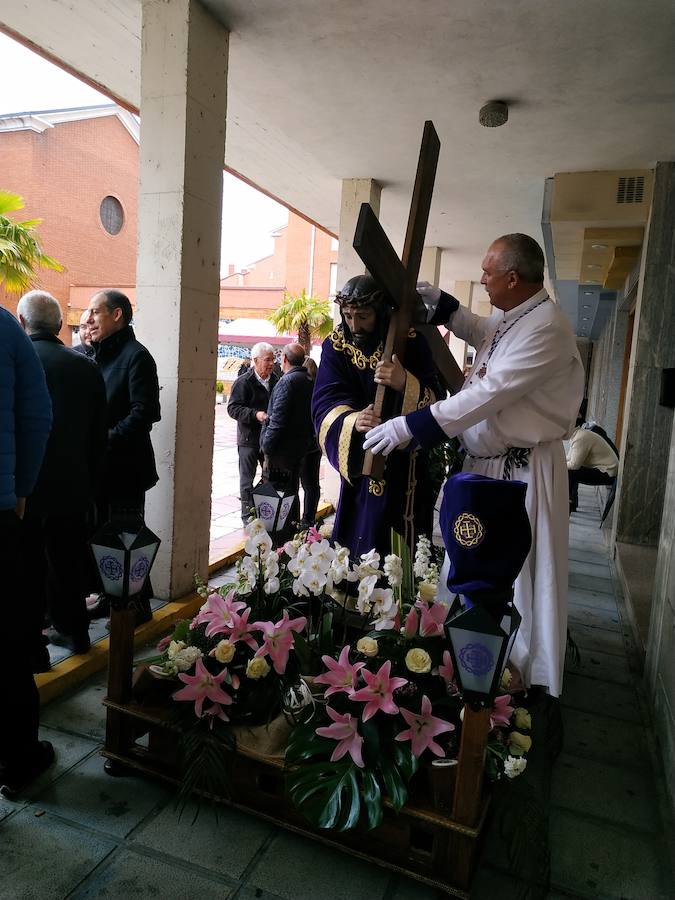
{"left": 361, "top": 769, "right": 383, "bottom": 829}
{"left": 378, "top": 755, "right": 408, "bottom": 811}
{"left": 287, "top": 758, "right": 362, "bottom": 830}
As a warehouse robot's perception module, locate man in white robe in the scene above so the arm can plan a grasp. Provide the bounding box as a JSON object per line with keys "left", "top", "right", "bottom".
{"left": 364, "top": 233, "right": 584, "bottom": 697}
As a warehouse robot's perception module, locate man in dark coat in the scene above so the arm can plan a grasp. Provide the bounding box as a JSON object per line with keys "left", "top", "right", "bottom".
{"left": 17, "top": 291, "right": 107, "bottom": 665}
{"left": 227, "top": 341, "right": 278, "bottom": 523}
{"left": 261, "top": 343, "right": 316, "bottom": 536}
{"left": 0, "top": 305, "right": 54, "bottom": 797}
{"left": 85, "top": 289, "right": 161, "bottom": 623}
{"left": 73, "top": 309, "right": 94, "bottom": 358}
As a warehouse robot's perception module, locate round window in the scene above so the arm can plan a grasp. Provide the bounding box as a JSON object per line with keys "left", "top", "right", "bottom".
{"left": 100, "top": 196, "right": 124, "bottom": 235}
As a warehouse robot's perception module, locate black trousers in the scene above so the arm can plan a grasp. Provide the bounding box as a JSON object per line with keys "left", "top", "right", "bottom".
{"left": 300, "top": 449, "right": 321, "bottom": 525}
{"left": 23, "top": 511, "right": 90, "bottom": 647}
{"left": 568, "top": 467, "right": 613, "bottom": 508}
{"left": 238, "top": 446, "right": 264, "bottom": 521}
{"left": 0, "top": 510, "right": 40, "bottom": 770}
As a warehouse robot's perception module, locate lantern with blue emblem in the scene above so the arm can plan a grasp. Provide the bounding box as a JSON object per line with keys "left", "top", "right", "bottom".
{"left": 439, "top": 472, "right": 531, "bottom": 707}
{"left": 90, "top": 514, "right": 160, "bottom": 610}
{"left": 252, "top": 480, "right": 296, "bottom": 535}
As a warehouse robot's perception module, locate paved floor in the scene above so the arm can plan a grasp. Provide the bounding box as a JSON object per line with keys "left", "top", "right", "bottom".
{"left": 3, "top": 488, "right": 673, "bottom": 899}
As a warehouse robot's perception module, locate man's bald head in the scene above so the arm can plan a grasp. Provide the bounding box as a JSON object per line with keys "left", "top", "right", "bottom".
{"left": 283, "top": 343, "right": 306, "bottom": 368}
{"left": 481, "top": 233, "right": 545, "bottom": 311}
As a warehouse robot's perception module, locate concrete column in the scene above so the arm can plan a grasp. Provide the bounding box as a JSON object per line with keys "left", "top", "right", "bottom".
{"left": 449, "top": 279, "right": 474, "bottom": 369}
{"left": 336, "top": 178, "right": 382, "bottom": 292}
{"left": 136, "top": 0, "right": 228, "bottom": 598}
{"left": 419, "top": 246, "right": 442, "bottom": 286}
{"left": 615, "top": 161, "right": 675, "bottom": 546}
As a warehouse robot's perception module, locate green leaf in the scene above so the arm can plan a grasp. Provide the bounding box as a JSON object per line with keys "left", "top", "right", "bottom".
{"left": 378, "top": 755, "right": 408, "bottom": 811}
{"left": 361, "top": 769, "right": 383, "bottom": 829}
{"left": 287, "top": 758, "right": 362, "bottom": 831}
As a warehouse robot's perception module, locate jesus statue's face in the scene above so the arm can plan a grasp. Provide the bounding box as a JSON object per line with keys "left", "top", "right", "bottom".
{"left": 342, "top": 305, "right": 377, "bottom": 337}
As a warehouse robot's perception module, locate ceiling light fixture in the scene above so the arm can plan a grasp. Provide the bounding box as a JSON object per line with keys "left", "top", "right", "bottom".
{"left": 479, "top": 100, "right": 509, "bottom": 127}
{"left": 591, "top": 243, "right": 608, "bottom": 250}
{"left": 586, "top": 264, "right": 601, "bottom": 269}
{"left": 583, "top": 291, "right": 593, "bottom": 295}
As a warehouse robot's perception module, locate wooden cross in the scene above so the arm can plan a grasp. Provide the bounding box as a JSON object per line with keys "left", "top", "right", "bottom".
{"left": 352, "top": 120, "right": 464, "bottom": 479}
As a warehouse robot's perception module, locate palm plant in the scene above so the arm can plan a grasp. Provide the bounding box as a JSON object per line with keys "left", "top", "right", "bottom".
{"left": 268, "top": 289, "right": 333, "bottom": 355}
{"left": 0, "top": 191, "right": 63, "bottom": 293}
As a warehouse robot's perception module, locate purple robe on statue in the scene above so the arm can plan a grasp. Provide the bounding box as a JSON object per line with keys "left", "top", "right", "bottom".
{"left": 312, "top": 326, "right": 442, "bottom": 559}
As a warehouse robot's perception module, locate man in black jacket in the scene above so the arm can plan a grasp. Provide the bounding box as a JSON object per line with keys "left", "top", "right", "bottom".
{"left": 85, "top": 289, "right": 161, "bottom": 624}
{"left": 228, "top": 342, "right": 278, "bottom": 524}
{"left": 261, "top": 343, "right": 316, "bottom": 537}
{"left": 17, "top": 291, "right": 107, "bottom": 665}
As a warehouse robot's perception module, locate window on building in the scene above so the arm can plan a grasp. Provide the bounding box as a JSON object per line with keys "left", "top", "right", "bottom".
{"left": 100, "top": 196, "right": 124, "bottom": 235}
{"left": 329, "top": 262, "right": 338, "bottom": 298}
{"left": 330, "top": 237, "right": 339, "bottom": 251}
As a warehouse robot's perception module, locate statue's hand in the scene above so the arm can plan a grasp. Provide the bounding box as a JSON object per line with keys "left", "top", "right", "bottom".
{"left": 355, "top": 404, "right": 381, "bottom": 433}
{"left": 374, "top": 354, "right": 406, "bottom": 393}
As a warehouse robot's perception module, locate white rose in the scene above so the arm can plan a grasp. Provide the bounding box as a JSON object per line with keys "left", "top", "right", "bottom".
{"left": 503, "top": 756, "right": 527, "bottom": 779}
{"left": 356, "top": 637, "right": 379, "bottom": 657}
{"left": 246, "top": 657, "right": 271, "bottom": 680}
{"left": 173, "top": 645, "right": 203, "bottom": 672}
{"left": 418, "top": 582, "right": 437, "bottom": 603}
{"left": 319, "top": 522, "right": 333, "bottom": 539}
{"left": 167, "top": 640, "right": 186, "bottom": 659}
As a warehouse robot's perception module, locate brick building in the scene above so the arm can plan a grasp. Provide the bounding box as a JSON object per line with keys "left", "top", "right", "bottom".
{"left": 0, "top": 105, "right": 139, "bottom": 342}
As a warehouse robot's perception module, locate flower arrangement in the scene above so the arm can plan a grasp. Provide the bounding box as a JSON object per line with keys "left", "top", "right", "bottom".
{"left": 151, "top": 519, "right": 531, "bottom": 823}
{"left": 284, "top": 536, "right": 532, "bottom": 831}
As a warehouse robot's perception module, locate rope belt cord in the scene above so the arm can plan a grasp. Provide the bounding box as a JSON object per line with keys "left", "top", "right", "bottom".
{"left": 464, "top": 446, "right": 532, "bottom": 481}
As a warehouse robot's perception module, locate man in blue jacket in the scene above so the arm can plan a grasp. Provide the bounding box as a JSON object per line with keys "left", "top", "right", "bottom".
{"left": 0, "top": 305, "right": 54, "bottom": 797}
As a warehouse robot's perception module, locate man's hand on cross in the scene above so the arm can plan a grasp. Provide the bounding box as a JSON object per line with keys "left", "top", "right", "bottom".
{"left": 355, "top": 404, "right": 382, "bottom": 433}
{"left": 374, "top": 354, "right": 406, "bottom": 393}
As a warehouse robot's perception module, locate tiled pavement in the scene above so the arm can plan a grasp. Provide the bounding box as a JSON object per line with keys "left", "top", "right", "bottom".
{"left": 3, "top": 488, "right": 673, "bottom": 899}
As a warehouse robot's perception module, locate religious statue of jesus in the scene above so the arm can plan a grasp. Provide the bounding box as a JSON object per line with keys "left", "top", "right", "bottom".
{"left": 312, "top": 274, "right": 442, "bottom": 559}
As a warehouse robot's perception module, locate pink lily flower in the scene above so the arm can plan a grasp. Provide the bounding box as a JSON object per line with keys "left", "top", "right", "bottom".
{"left": 316, "top": 706, "right": 364, "bottom": 768}
{"left": 490, "top": 694, "right": 515, "bottom": 729}
{"left": 203, "top": 701, "right": 230, "bottom": 724}
{"left": 254, "top": 610, "right": 307, "bottom": 674}
{"left": 404, "top": 607, "right": 419, "bottom": 638}
{"left": 306, "top": 526, "right": 322, "bottom": 544}
{"left": 173, "top": 658, "right": 233, "bottom": 718}
{"left": 227, "top": 607, "right": 260, "bottom": 651}
{"left": 437, "top": 650, "right": 455, "bottom": 684}
{"left": 416, "top": 599, "right": 448, "bottom": 637}
{"left": 201, "top": 591, "right": 247, "bottom": 637}
{"left": 396, "top": 694, "right": 455, "bottom": 758}
{"left": 314, "top": 645, "right": 365, "bottom": 697}
{"left": 350, "top": 660, "right": 408, "bottom": 721}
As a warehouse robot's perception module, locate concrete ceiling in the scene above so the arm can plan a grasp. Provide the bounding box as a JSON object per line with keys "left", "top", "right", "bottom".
{"left": 2, "top": 0, "right": 675, "bottom": 321}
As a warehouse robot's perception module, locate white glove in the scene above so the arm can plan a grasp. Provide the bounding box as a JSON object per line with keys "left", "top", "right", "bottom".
{"left": 416, "top": 281, "right": 442, "bottom": 322}
{"left": 362, "top": 416, "right": 412, "bottom": 457}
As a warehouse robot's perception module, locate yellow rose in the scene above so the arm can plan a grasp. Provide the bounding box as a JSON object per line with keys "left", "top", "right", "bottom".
{"left": 356, "top": 637, "right": 379, "bottom": 657}
{"left": 418, "top": 583, "right": 437, "bottom": 603}
{"left": 212, "top": 640, "right": 236, "bottom": 664}
{"left": 508, "top": 731, "right": 532, "bottom": 756}
{"left": 405, "top": 647, "right": 432, "bottom": 674}
{"left": 246, "top": 657, "right": 271, "bottom": 680}
{"left": 514, "top": 707, "right": 531, "bottom": 731}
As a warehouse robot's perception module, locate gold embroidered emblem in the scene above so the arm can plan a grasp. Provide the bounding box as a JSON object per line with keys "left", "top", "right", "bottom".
{"left": 368, "top": 478, "right": 386, "bottom": 496}
{"left": 330, "top": 327, "right": 382, "bottom": 370}
{"left": 453, "top": 512, "right": 485, "bottom": 548}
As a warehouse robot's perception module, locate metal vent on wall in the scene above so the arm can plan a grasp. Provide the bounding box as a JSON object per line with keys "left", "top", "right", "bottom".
{"left": 616, "top": 176, "right": 645, "bottom": 204}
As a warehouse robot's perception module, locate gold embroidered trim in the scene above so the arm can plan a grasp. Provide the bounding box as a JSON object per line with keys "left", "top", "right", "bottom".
{"left": 418, "top": 386, "right": 432, "bottom": 409}
{"left": 330, "top": 327, "right": 383, "bottom": 371}
{"left": 338, "top": 411, "right": 360, "bottom": 484}
{"left": 402, "top": 372, "right": 420, "bottom": 415}
{"left": 318, "top": 404, "right": 353, "bottom": 454}
{"left": 368, "top": 478, "right": 386, "bottom": 496}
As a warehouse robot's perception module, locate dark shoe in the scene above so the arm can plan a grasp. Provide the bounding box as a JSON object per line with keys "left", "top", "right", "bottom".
{"left": 45, "top": 627, "right": 91, "bottom": 655}
{"left": 30, "top": 645, "right": 52, "bottom": 673}
{"left": 0, "top": 741, "right": 56, "bottom": 799}
{"left": 87, "top": 595, "right": 111, "bottom": 621}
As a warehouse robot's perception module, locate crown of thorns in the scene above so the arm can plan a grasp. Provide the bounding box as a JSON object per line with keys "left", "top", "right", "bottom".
{"left": 335, "top": 286, "right": 385, "bottom": 308}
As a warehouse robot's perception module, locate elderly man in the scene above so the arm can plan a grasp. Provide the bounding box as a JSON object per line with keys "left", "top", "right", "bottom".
{"left": 0, "top": 305, "right": 54, "bottom": 797}
{"left": 567, "top": 416, "right": 619, "bottom": 513}
{"left": 228, "top": 341, "right": 279, "bottom": 524}
{"left": 17, "top": 291, "right": 107, "bottom": 664}
{"left": 73, "top": 309, "right": 94, "bottom": 357}
{"left": 261, "top": 343, "right": 315, "bottom": 537}
{"left": 85, "top": 289, "right": 161, "bottom": 625}
{"left": 364, "top": 234, "right": 585, "bottom": 698}
{"left": 312, "top": 274, "right": 441, "bottom": 558}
